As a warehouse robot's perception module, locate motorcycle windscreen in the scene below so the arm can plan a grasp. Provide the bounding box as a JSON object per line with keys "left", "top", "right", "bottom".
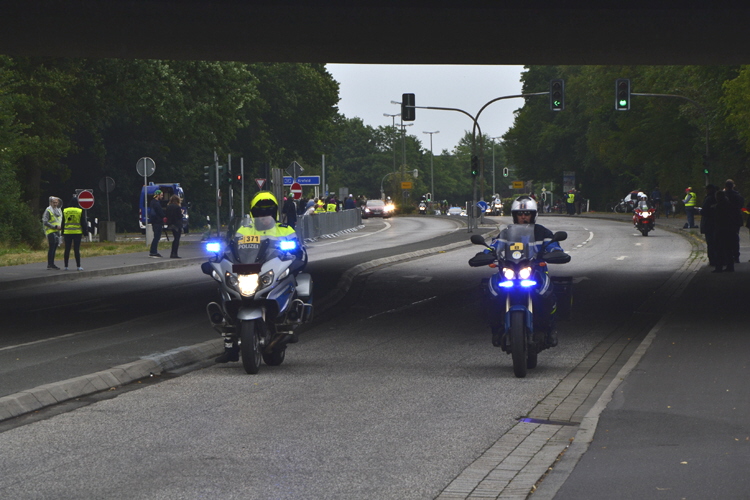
{"left": 232, "top": 216, "right": 281, "bottom": 265}
{"left": 502, "top": 224, "right": 538, "bottom": 261}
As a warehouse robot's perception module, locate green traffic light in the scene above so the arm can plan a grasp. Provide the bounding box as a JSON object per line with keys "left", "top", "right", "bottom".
{"left": 619, "top": 100, "right": 627, "bottom": 107}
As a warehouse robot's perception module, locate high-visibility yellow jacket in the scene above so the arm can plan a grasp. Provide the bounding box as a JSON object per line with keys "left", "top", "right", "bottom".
{"left": 62, "top": 207, "right": 84, "bottom": 234}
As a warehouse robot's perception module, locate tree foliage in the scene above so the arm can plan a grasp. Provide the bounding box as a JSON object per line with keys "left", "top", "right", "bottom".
{"left": 503, "top": 65, "right": 750, "bottom": 210}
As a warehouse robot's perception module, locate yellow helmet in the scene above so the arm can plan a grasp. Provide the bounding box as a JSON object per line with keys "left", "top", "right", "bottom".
{"left": 250, "top": 191, "right": 279, "bottom": 219}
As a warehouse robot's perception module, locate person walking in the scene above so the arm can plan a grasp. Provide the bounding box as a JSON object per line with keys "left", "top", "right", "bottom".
{"left": 700, "top": 184, "right": 718, "bottom": 267}
{"left": 165, "top": 194, "right": 183, "bottom": 258}
{"left": 682, "top": 187, "right": 698, "bottom": 228}
{"left": 42, "top": 196, "right": 63, "bottom": 270}
{"left": 723, "top": 179, "right": 744, "bottom": 263}
{"left": 713, "top": 190, "right": 735, "bottom": 272}
{"left": 61, "top": 195, "right": 88, "bottom": 271}
{"left": 149, "top": 189, "right": 165, "bottom": 257}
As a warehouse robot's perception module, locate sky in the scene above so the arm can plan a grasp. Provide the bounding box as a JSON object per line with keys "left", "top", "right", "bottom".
{"left": 326, "top": 64, "right": 526, "bottom": 154}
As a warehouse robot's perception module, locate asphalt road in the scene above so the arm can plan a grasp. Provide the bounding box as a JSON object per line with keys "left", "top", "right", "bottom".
{"left": 0, "top": 216, "right": 697, "bottom": 499}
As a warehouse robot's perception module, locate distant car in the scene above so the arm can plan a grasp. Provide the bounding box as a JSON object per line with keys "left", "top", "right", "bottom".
{"left": 447, "top": 206, "right": 463, "bottom": 216}
{"left": 362, "top": 199, "right": 393, "bottom": 219}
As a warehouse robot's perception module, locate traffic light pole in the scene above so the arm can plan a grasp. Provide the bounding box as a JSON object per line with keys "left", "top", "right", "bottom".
{"left": 631, "top": 92, "right": 710, "bottom": 186}
{"left": 408, "top": 92, "right": 549, "bottom": 232}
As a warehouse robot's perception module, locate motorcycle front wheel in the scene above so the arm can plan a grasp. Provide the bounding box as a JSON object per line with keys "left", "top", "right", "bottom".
{"left": 240, "top": 319, "right": 263, "bottom": 374}
{"left": 510, "top": 310, "right": 528, "bottom": 378}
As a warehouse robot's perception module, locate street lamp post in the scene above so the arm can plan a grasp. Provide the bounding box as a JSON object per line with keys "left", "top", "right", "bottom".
{"left": 491, "top": 136, "right": 502, "bottom": 197}
{"left": 423, "top": 130, "right": 439, "bottom": 208}
{"left": 383, "top": 113, "right": 400, "bottom": 175}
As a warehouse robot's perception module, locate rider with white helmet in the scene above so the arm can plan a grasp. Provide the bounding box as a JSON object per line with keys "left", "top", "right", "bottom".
{"left": 491, "top": 195, "right": 568, "bottom": 346}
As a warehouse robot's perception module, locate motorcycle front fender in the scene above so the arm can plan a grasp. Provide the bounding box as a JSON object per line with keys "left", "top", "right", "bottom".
{"left": 505, "top": 304, "right": 533, "bottom": 333}
{"left": 237, "top": 305, "right": 264, "bottom": 321}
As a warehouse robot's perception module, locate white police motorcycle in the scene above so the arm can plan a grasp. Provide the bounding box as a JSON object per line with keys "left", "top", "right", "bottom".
{"left": 202, "top": 215, "right": 312, "bottom": 374}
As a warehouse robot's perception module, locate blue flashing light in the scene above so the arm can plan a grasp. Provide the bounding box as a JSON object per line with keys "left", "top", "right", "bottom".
{"left": 206, "top": 241, "right": 222, "bottom": 253}
{"left": 498, "top": 280, "right": 514, "bottom": 288}
{"left": 520, "top": 280, "right": 537, "bottom": 287}
{"left": 278, "top": 240, "right": 297, "bottom": 251}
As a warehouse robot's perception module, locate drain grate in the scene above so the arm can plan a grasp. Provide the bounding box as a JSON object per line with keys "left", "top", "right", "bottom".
{"left": 518, "top": 417, "right": 579, "bottom": 426}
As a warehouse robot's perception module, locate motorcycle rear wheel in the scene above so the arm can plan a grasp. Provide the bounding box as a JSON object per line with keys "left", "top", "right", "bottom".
{"left": 262, "top": 346, "right": 286, "bottom": 366}
{"left": 240, "top": 319, "right": 263, "bottom": 374}
{"left": 640, "top": 229, "right": 649, "bottom": 236}
{"left": 510, "top": 310, "right": 528, "bottom": 378}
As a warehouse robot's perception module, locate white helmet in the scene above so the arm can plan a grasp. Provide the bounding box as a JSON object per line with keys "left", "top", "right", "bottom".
{"left": 511, "top": 195, "right": 538, "bottom": 223}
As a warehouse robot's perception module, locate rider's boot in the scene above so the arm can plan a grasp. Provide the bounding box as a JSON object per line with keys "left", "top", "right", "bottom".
{"left": 546, "top": 327, "right": 558, "bottom": 347}
{"left": 215, "top": 338, "right": 240, "bottom": 363}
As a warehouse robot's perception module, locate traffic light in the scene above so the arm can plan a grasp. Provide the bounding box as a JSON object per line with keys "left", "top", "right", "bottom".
{"left": 402, "top": 93, "right": 415, "bottom": 121}
{"left": 203, "top": 165, "right": 213, "bottom": 185}
{"left": 550, "top": 79, "right": 564, "bottom": 111}
{"left": 235, "top": 173, "right": 242, "bottom": 184}
{"left": 703, "top": 155, "right": 709, "bottom": 176}
{"left": 503, "top": 167, "right": 509, "bottom": 177}
{"left": 471, "top": 155, "right": 479, "bottom": 177}
{"left": 615, "top": 78, "right": 631, "bottom": 111}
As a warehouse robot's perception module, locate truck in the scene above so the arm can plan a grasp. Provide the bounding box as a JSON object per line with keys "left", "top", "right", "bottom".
{"left": 139, "top": 182, "right": 189, "bottom": 234}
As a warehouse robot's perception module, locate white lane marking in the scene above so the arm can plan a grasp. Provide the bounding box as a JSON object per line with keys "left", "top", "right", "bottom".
{"left": 615, "top": 256, "right": 628, "bottom": 260}
{"left": 367, "top": 296, "right": 438, "bottom": 320}
{"left": 574, "top": 231, "right": 594, "bottom": 249}
{"left": 0, "top": 331, "right": 86, "bottom": 352}
{"left": 311, "top": 220, "right": 392, "bottom": 247}
{"left": 403, "top": 275, "right": 433, "bottom": 283}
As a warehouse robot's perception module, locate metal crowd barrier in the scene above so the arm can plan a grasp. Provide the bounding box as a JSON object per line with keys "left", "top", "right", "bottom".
{"left": 294, "top": 208, "right": 362, "bottom": 241}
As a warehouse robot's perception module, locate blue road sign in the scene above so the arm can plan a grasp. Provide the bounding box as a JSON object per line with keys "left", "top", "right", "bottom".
{"left": 283, "top": 175, "right": 320, "bottom": 186}
{"left": 476, "top": 200, "right": 488, "bottom": 211}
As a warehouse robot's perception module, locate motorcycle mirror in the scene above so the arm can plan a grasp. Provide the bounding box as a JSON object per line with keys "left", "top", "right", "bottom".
{"left": 470, "top": 234, "right": 487, "bottom": 246}
{"left": 551, "top": 231, "right": 568, "bottom": 242}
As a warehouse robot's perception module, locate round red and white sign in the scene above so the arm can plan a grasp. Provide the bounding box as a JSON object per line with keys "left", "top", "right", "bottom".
{"left": 290, "top": 182, "right": 303, "bottom": 200}
{"left": 77, "top": 190, "right": 95, "bottom": 210}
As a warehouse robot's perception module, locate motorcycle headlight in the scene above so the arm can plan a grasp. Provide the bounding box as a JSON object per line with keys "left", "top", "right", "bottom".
{"left": 236, "top": 273, "right": 259, "bottom": 297}
{"left": 502, "top": 267, "right": 515, "bottom": 280}
{"left": 518, "top": 266, "right": 532, "bottom": 280}
{"left": 642, "top": 211, "right": 651, "bottom": 217}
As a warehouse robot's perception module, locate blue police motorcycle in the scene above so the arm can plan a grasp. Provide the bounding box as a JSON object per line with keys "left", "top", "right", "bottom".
{"left": 469, "top": 226, "right": 570, "bottom": 378}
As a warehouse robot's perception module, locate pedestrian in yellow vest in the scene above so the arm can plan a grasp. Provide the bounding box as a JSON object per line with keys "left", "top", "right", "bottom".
{"left": 682, "top": 187, "right": 698, "bottom": 229}
{"left": 315, "top": 198, "right": 325, "bottom": 213}
{"left": 61, "top": 195, "right": 89, "bottom": 271}
{"left": 326, "top": 197, "right": 337, "bottom": 212}
{"left": 42, "top": 196, "right": 63, "bottom": 270}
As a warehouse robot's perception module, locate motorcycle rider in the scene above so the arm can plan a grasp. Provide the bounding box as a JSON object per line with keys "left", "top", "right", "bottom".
{"left": 489, "top": 195, "right": 568, "bottom": 347}
{"left": 215, "top": 191, "right": 306, "bottom": 363}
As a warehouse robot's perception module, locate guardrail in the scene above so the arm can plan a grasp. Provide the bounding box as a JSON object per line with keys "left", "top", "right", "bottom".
{"left": 295, "top": 208, "right": 362, "bottom": 241}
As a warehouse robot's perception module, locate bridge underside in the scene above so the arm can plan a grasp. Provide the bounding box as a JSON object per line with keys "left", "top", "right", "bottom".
{"left": 1, "top": 2, "right": 748, "bottom": 65}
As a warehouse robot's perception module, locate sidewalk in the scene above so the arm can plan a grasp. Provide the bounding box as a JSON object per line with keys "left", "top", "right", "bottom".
{"left": 0, "top": 238, "right": 210, "bottom": 292}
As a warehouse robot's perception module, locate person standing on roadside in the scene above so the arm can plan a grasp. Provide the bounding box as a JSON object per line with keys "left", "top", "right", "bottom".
{"left": 42, "top": 196, "right": 63, "bottom": 270}
{"left": 663, "top": 190, "right": 673, "bottom": 217}
{"left": 651, "top": 186, "right": 662, "bottom": 215}
{"left": 149, "top": 189, "right": 165, "bottom": 258}
{"left": 165, "top": 194, "right": 183, "bottom": 258}
{"left": 61, "top": 196, "right": 88, "bottom": 271}
{"left": 700, "top": 184, "right": 718, "bottom": 267}
{"left": 713, "top": 190, "right": 735, "bottom": 272}
{"left": 682, "top": 187, "right": 698, "bottom": 229}
{"left": 282, "top": 193, "right": 298, "bottom": 230}
{"left": 723, "top": 179, "right": 744, "bottom": 263}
